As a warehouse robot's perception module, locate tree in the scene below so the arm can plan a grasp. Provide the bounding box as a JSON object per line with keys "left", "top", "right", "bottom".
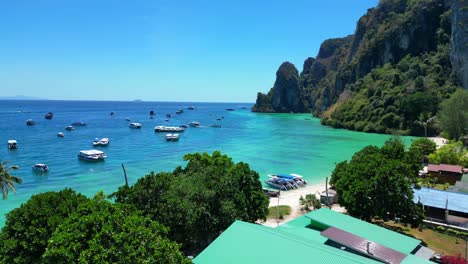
{"left": 409, "top": 138, "right": 437, "bottom": 163}
{"left": 330, "top": 138, "right": 424, "bottom": 227}
{"left": 414, "top": 112, "right": 435, "bottom": 138}
{"left": 112, "top": 151, "right": 269, "bottom": 255}
{"left": 438, "top": 89, "right": 468, "bottom": 140}
{"left": 0, "top": 161, "right": 22, "bottom": 200}
{"left": 0, "top": 189, "right": 88, "bottom": 263}
{"left": 299, "top": 194, "right": 322, "bottom": 211}
{"left": 429, "top": 141, "right": 468, "bottom": 167}
{"left": 42, "top": 193, "right": 190, "bottom": 264}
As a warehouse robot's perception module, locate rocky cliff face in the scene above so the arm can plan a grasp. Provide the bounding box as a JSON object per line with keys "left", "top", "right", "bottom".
{"left": 270, "top": 62, "right": 306, "bottom": 113}
{"left": 450, "top": 0, "right": 468, "bottom": 89}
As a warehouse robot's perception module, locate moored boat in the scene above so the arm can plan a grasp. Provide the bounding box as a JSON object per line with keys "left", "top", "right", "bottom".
{"left": 189, "top": 121, "right": 200, "bottom": 127}
{"left": 72, "top": 121, "right": 87, "bottom": 126}
{"left": 65, "top": 126, "right": 75, "bottom": 131}
{"left": 92, "top": 137, "right": 110, "bottom": 146}
{"left": 268, "top": 173, "right": 307, "bottom": 187}
{"left": 154, "top": 126, "right": 185, "bottom": 132}
{"left": 129, "top": 122, "right": 142, "bottom": 129}
{"left": 7, "top": 140, "right": 17, "bottom": 149}
{"left": 57, "top": 132, "right": 65, "bottom": 137}
{"left": 166, "top": 133, "right": 180, "bottom": 141}
{"left": 187, "top": 106, "right": 195, "bottom": 110}
{"left": 32, "top": 163, "right": 48, "bottom": 173}
{"left": 45, "top": 112, "right": 53, "bottom": 119}
{"left": 78, "top": 150, "right": 107, "bottom": 161}
{"left": 26, "top": 119, "right": 35, "bottom": 126}
{"left": 150, "top": 110, "right": 155, "bottom": 116}
{"left": 176, "top": 109, "right": 183, "bottom": 114}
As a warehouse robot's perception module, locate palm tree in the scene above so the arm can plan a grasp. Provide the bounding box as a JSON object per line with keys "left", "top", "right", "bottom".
{"left": 299, "top": 194, "right": 322, "bottom": 211}
{"left": 414, "top": 112, "right": 435, "bottom": 138}
{"left": 0, "top": 161, "right": 22, "bottom": 200}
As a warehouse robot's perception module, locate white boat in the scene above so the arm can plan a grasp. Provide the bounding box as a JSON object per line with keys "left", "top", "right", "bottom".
{"left": 129, "top": 123, "right": 142, "bottom": 129}
{"left": 154, "top": 126, "right": 185, "bottom": 133}
{"left": 7, "top": 140, "right": 17, "bottom": 149}
{"left": 78, "top": 150, "right": 107, "bottom": 161}
{"left": 92, "top": 138, "right": 110, "bottom": 146}
{"left": 57, "top": 132, "right": 64, "bottom": 137}
{"left": 32, "top": 163, "right": 48, "bottom": 173}
{"left": 189, "top": 121, "right": 200, "bottom": 127}
{"left": 166, "top": 133, "right": 180, "bottom": 141}
{"left": 65, "top": 126, "right": 75, "bottom": 131}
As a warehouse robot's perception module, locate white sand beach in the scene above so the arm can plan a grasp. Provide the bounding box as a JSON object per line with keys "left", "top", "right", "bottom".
{"left": 261, "top": 183, "right": 346, "bottom": 227}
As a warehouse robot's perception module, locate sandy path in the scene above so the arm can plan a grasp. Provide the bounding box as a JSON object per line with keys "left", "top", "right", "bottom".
{"left": 260, "top": 183, "right": 345, "bottom": 227}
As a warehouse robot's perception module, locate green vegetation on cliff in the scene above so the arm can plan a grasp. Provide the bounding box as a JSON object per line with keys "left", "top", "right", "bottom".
{"left": 253, "top": 0, "right": 466, "bottom": 137}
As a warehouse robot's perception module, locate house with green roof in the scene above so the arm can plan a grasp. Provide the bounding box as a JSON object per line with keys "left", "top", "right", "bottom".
{"left": 193, "top": 208, "right": 434, "bottom": 264}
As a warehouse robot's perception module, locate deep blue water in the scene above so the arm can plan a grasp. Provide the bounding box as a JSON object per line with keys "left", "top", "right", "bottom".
{"left": 0, "top": 100, "right": 411, "bottom": 226}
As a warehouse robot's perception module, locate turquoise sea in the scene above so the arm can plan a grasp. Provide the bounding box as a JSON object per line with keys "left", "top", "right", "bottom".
{"left": 0, "top": 100, "right": 414, "bottom": 226}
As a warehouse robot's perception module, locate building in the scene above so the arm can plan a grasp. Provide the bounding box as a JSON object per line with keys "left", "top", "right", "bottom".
{"left": 427, "top": 164, "right": 464, "bottom": 184}
{"left": 413, "top": 187, "right": 468, "bottom": 227}
{"left": 194, "top": 208, "right": 434, "bottom": 264}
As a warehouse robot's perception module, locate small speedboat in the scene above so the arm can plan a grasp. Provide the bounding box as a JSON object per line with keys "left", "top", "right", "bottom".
{"left": 72, "top": 121, "right": 87, "bottom": 126}
{"left": 78, "top": 150, "right": 107, "bottom": 161}
{"left": 179, "top": 124, "right": 189, "bottom": 128}
{"left": 92, "top": 138, "right": 110, "bottom": 146}
{"left": 166, "top": 113, "right": 172, "bottom": 118}
{"left": 32, "top": 164, "right": 48, "bottom": 173}
{"left": 26, "top": 119, "right": 35, "bottom": 126}
{"left": 57, "top": 132, "right": 64, "bottom": 137}
{"left": 65, "top": 126, "right": 75, "bottom": 131}
{"left": 129, "top": 122, "right": 142, "bottom": 129}
{"left": 7, "top": 140, "right": 17, "bottom": 150}
{"left": 126, "top": 117, "right": 131, "bottom": 121}
{"left": 110, "top": 112, "right": 115, "bottom": 116}
{"left": 176, "top": 109, "right": 183, "bottom": 114}
{"left": 187, "top": 106, "right": 195, "bottom": 110}
{"left": 150, "top": 110, "right": 155, "bottom": 116}
{"left": 189, "top": 121, "right": 200, "bottom": 127}
{"left": 45, "top": 112, "right": 53, "bottom": 119}
{"left": 166, "top": 133, "right": 180, "bottom": 141}
{"left": 154, "top": 126, "right": 185, "bottom": 132}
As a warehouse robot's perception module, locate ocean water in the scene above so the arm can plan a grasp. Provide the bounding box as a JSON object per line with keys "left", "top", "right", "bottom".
{"left": 0, "top": 100, "right": 414, "bottom": 226}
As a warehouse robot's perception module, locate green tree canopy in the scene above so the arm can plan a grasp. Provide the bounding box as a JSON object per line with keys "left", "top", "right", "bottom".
{"left": 409, "top": 138, "right": 437, "bottom": 162}
{"left": 0, "top": 188, "right": 89, "bottom": 264}
{"left": 437, "top": 89, "right": 468, "bottom": 140}
{"left": 112, "top": 151, "right": 269, "bottom": 255}
{"left": 428, "top": 141, "right": 468, "bottom": 167}
{"left": 42, "top": 193, "right": 189, "bottom": 264}
{"left": 330, "top": 138, "right": 424, "bottom": 227}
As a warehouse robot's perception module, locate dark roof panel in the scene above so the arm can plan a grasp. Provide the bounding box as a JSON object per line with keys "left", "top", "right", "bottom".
{"left": 321, "top": 227, "right": 407, "bottom": 264}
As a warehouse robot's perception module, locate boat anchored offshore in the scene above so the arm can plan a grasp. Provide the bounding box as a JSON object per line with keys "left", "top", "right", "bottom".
{"left": 92, "top": 138, "right": 110, "bottom": 146}
{"left": 26, "top": 119, "right": 35, "bottom": 126}
{"left": 57, "top": 132, "right": 65, "bottom": 137}
{"left": 45, "top": 112, "right": 53, "bottom": 119}
{"left": 265, "top": 173, "right": 307, "bottom": 190}
{"left": 71, "top": 121, "right": 87, "bottom": 126}
{"left": 32, "top": 164, "right": 49, "bottom": 173}
{"left": 154, "top": 126, "right": 185, "bottom": 132}
{"left": 129, "top": 123, "right": 142, "bottom": 129}
{"left": 7, "top": 140, "right": 17, "bottom": 150}
{"left": 166, "top": 133, "right": 180, "bottom": 141}
{"left": 189, "top": 121, "right": 200, "bottom": 127}
{"left": 65, "top": 126, "right": 75, "bottom": 131}
{"left": 78, "top": 150, "right": 107, "bottom": 161}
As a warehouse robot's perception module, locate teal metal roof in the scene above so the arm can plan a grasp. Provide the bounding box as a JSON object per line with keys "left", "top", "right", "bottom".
{"left": 194, "top": 220, "right": 380, "bottom": 264}
{"left": 304, "top": 208, "right": 421, "bottom": 255}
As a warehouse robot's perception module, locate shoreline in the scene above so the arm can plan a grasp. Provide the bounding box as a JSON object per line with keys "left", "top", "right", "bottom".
{"left": 261, "top": 182, "right": 346, "bottom": 227}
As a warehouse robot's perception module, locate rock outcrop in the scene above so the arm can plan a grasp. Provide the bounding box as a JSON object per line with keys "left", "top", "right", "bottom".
{"left": 450, "top": 0, "right": 468, "bottom": 89}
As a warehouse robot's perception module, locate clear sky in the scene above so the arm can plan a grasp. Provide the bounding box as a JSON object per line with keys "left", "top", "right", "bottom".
{"left": 0, "top": 0, "right": 378, "bottom": 102}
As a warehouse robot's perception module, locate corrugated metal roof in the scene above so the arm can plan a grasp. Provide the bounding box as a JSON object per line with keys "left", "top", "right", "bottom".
{"left": 193, "top": 220, "right": 381, "bottom": 264}
{"left": 321, "top": 227, "right": 407, "bottom": 264}
{"left": 427, "top": 164, "right": 463, "bottom": 174}
{"left": 413, "top": 187, "right": 468, "bottom": 213}
{"left": 305, "top": 208, "right": 421, "bottom": 255}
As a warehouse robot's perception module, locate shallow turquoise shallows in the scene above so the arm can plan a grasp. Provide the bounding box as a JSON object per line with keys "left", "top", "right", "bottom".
{"left": 0, "top": 100, "right": 414, "bottom": 226}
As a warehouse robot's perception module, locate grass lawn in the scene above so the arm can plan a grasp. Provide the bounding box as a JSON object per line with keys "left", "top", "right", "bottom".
{"left": 267, "top": 205, "right": 291, "bottom": 220}
{"left": 378, "top": 221, "right": 466, "bottom": 256}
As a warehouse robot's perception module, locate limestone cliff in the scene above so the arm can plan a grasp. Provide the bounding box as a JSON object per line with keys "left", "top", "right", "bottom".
{"left": 450, "top": 0, "right": 468, "bottom": 89}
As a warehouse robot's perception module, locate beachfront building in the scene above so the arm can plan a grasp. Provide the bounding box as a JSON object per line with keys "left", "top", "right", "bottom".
{"left": 413, "top": 187, "right": 468, "bottom": 227}
{"left": 194, "top": 208, "right": 434, "bottom": 264}
{"left": 427, "top": 164, "right": 464, "bottom": 185}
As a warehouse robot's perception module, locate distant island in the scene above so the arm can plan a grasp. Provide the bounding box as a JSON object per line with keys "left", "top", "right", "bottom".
{"left": 253, "top": 0, "right": 467, "bottom": 137}
{"left": 0, "top": 95, "right": 47, "bottom": 100}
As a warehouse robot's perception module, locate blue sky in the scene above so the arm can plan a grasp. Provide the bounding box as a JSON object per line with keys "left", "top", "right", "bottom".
{"left": 0, "top": 0, "right": 378, "bottom": 102}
